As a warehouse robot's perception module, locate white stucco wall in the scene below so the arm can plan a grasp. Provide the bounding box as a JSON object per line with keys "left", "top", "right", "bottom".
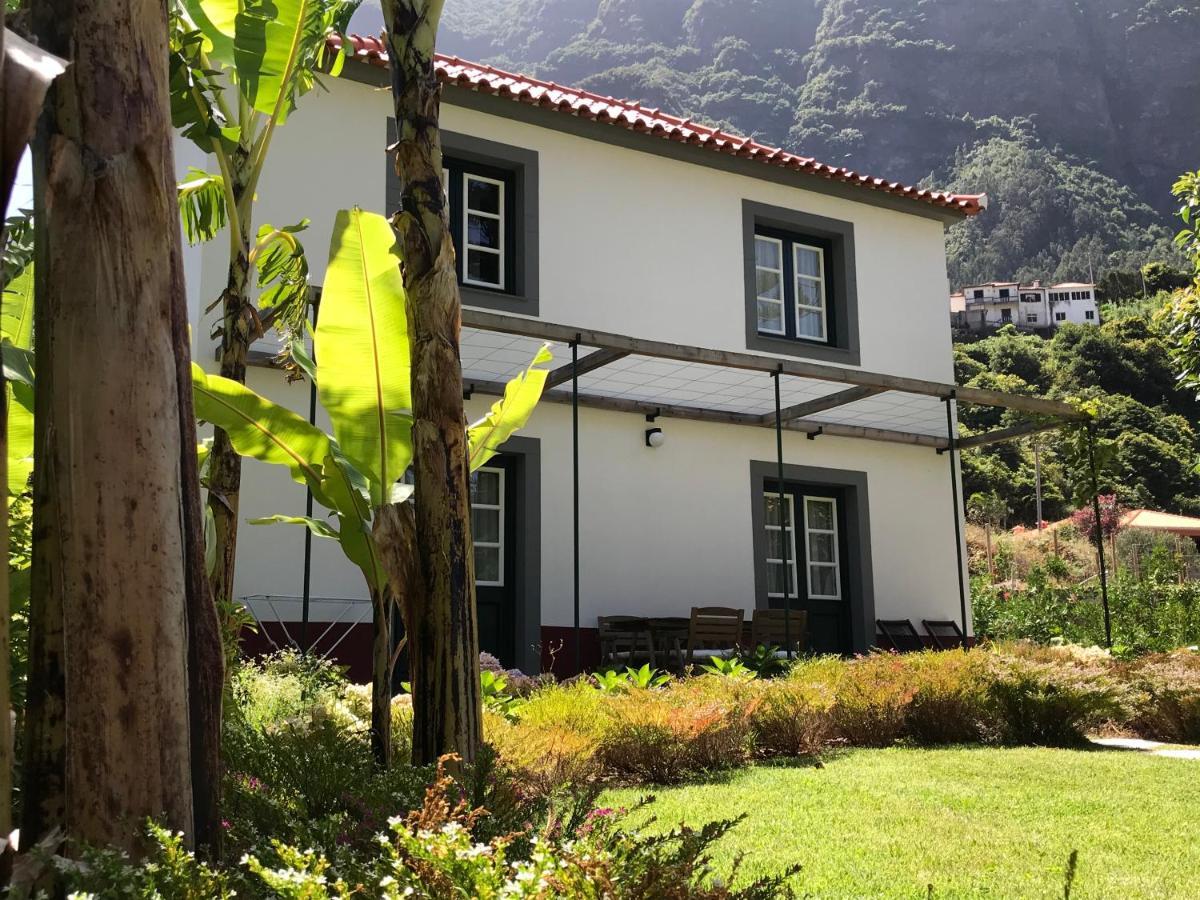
{"left": 179, "top": 67, "right": 971, "bottom": 655}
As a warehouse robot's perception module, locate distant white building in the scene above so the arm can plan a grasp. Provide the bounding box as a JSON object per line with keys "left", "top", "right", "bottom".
{"left": 950, "top": 281, "right": 1099, "bottom": 332}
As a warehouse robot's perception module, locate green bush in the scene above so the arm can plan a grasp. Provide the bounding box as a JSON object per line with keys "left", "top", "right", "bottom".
{"left": 1121, "top": 650, "right": 1200, "bottom": 742}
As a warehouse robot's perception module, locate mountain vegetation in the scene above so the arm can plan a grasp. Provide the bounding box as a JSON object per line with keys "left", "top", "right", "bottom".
{"left": 436, "top": 0, "right": 1197, "bottom": 286}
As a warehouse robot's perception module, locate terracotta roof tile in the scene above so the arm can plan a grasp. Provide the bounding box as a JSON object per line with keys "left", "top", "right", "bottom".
{"left": 332, "top": 34, "right": 985, "bottom": 217}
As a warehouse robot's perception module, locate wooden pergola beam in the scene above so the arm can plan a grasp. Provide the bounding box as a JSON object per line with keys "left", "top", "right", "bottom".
{"left": 461, "top": 308, "right": 1085, "bottom": 420}
{"left": 544, "top": 348, "right": 629, "bottom": 389}
{"left": 955, "top": 420, "right": 1067, "bottom": 451}
{"left": 760, "top": 385, "right": 887, "bottom": 424}
{"left": 462, "top": 378, "right": 948, "bottom": 449}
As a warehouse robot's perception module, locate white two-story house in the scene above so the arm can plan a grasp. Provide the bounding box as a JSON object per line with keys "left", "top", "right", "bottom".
{"left": 951, "top": 281, "right": 1100, "bottom": 332}
{"left": 180, "top": 37, "right": 1075, "bottom": 677}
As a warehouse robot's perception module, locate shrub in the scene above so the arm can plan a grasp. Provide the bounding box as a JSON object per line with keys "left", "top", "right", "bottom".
{"left": 1121, "top": 650, "right": 1200, "bottom": 742}
{"left": 902, "top": 651, "right": 993, "bottom": 744}
{"left": 597, "top": 681, "right": 753, "bottom": 782}
{"left": 985, "top": 651, "right": 1126, "bottom": 745}
{"left": 747, "top": 675, "right": 834, "bottom": 757}
{"left": 809, "top": 653, "right": 916, "bottom": 747}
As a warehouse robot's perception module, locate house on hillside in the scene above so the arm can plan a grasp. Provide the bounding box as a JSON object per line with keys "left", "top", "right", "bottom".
{"left": 951, "top": 281, "right": 1099, "bottom": 332}
{"left": 179, "top": 37, "right": 1079, "bottom": 677}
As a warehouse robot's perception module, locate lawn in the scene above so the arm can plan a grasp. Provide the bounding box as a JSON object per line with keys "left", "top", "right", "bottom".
{"left": 601, "top": 747, "right": 1200, "bottom": 899}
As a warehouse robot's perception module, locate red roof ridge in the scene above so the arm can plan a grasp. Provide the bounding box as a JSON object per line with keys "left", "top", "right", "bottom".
{"left": 328, "top": 34, "right": 985, "bottom": 217}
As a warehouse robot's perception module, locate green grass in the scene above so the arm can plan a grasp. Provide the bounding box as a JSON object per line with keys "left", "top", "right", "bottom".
{"left": 601, "top": 747, "right": 1200, "bottom": 899}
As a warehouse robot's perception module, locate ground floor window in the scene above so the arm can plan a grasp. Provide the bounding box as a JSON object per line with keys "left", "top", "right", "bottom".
{"left": 471, "top": 467, "right": 505, "bottom": 586}
{"left": 763, "top": 492, "right": 843, "bottom": 601}
{"left": 764, "top": 493, "right": 800, "bottom": 598}
{"left": 803, "top": 497, "right": 842, "bottom": 600}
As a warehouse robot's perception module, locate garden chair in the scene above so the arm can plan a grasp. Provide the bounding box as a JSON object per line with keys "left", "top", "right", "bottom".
{"left": 685, "top": 606, "right": 744, "bottom": 665}
{"left": 598, "top": 615, "right": 656, "bottom": 669}
{"left": 876, "top": 618, "right": 924, "bottom": 652}
{"left": 922, "top": 619, "right": 966, "bottom": 650}
{"left": 751, "top": 608, "right": 808, "bottom": 657}
{"left": 647, "top": 617, "right": 690, "bottom": 671}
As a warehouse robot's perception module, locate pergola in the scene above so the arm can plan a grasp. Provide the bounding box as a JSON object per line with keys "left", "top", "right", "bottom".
{"left": 458, "top": 308, "right": 1092, "bottom": 666}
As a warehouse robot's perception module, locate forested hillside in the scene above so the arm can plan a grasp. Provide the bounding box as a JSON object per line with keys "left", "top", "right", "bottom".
{"left": 954, "top": 295, "right": 1200, "bottom": 525}
{"left": 428, "top": 0, "right": 1197, "bottom": 285}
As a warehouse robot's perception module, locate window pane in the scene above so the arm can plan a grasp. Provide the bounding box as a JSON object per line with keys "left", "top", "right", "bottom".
{"left": 475, "top": 547, "right": 501, "bottom": 583}
{"left": 755, "top": 236, "right": 780, "bottom": 269}
{"left": 766, "top": 528, "right": 790, "bottom": 560}
{"left": 467, "top": 214, "right": 501, "bottom": 250}
{"left": 764, "top": 495, "right": 791, "bottom": 527}
{"left": 797, "top": 277, "right": 823, "bottom": 309}
{"left": 808, "top": 531, "right": 835, "bottom": 564}
{"left": 810, "top": 565, "right": 838, "bottom": 598}
{"left": 473, "top": 470, "right": 501, "bottom": 505}
{"left": 466, "top": 177, "right": 501, "bottom": 214}
{"left": 467, "top": 249, "right": 501, "bottom": 285}
{"left": 757, "top": 299, "right": 784, "bottom": 333}
{"left": 795, "top": 246, "right": 821, "bottom": 278}
{"left": 767, "top": 561, "right": 795, "bottom": 596}
{"left": 806, "top": 499, "right": 833, "bottom": 530}
{"left": 797, "top": 308, "right": 824, "bottom": 339}
{"left": 472, "top": 508, "right": 501, "bottom": 543}
{"left": 756, "top": 268, "right": 782, "bottom": 300}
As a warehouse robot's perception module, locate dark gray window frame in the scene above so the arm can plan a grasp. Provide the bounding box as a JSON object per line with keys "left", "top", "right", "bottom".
{"left": 386, "top": 121, "right": 540, "bottom": 316}
{"left": 493, "top": 435, "right": 542, "bottom": 674}
{"left": 748, "top": 460, "right": 874, "bottom": 653}
{"left": 742, "top": 200, "right": 860, "bottom": 365}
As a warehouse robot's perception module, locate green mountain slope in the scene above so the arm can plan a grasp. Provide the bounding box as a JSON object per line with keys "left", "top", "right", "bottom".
{"left": 438, "top": 0, "right": 1197, "bottom": 283}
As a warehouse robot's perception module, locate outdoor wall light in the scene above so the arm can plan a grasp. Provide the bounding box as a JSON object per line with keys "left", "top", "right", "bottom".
{"left": 645, "top": 427, "right": 665, "bottom": 448}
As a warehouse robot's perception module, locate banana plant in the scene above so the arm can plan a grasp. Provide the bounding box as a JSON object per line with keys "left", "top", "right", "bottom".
{"left": 3, "top": 262, "right": 35, "bottom": 497}
{"left": 193, "top": 209, "right": 552, "bottom": 765}
{"left": 169, "top": 0, "right": 361, "bottom": 617}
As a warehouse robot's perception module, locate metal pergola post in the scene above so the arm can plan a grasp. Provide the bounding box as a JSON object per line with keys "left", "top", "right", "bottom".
{"left": 773, "top": 368, "right": 792, "bottom": 660}
{"left": 942, "top": 392, "right": 969, "bottom": 645}
{"left": 1087, "top": 426, "right": 1113, "bottom": 648}
{"left": 571, "top": 337, "right": 581, "bottom": 674}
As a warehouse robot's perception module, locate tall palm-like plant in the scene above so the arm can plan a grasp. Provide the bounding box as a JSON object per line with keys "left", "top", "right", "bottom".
{"left": 194, "top": 209, "right": 550, "bottom": 766}
{"left": 169, "top": 0, "right": 359, "bottom": 632}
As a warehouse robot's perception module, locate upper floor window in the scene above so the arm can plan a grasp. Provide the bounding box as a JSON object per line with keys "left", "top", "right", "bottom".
{"left": 973, "top": 289, "right": 984, "bottom": 299}
{"left": 446, "top": 161, "right": 513, "bottom": 293}
{"left": 998, "top": 288, "right": 1010, "bottom": 298}
{"left": 743, "top": 201, "right": 859, "bottom": 364}
{"left": 754, "top": 232, "right": 830, "bottom": 343}
{"left": 386, "top": 122, "right": 540, "bottom": 316}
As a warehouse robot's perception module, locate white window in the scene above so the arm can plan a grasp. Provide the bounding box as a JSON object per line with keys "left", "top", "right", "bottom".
{"left": 462, "top": 173, "right": 504, "bottom": 290}
{"left": 803, "top": 497, "right": 841, "bottom": 600}
{"left": 754, "top": 236, "right": 785, "bottom": 336}
{"left": 471, "top": 467, "right": 504, "bottom": 586}
{"left": 764, "top": 492, "right": 799, "bottom": 599}
{"left": 1025, "top": 313, "right": 1038, "bottom": 323}
{"left": 1085, "top": 310, "right": 1095, "bottom": 321}
{"left": 1055, "top": 311, "right": 1067, "bottom": 322}
{"left": 793, "top": 243, "right": 827, "bottom": 341}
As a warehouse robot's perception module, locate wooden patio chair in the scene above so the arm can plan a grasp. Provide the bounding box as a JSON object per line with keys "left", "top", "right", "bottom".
{"left": 876, "top": 618, "right": 925, "bottom": 652}
{"left": 685, "top": 606, "right": 744, "bottom": 665}
{"left": 922, "top": 619, "right": 966, "bottom": 650}
{"left": 598, "top": 616, "right": 655, "bottom": 669}
{"left": 751, "top": 608, "right": 808, "bottom": 656}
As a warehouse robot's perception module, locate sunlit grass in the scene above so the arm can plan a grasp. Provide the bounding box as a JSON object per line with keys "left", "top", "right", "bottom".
{"left": 602, "top": 746, "right": 1200, "bottom": 898}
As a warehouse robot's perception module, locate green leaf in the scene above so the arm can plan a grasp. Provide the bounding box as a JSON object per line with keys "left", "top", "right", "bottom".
{"left": 2, "top": 262, "right": 34, "bottom": 351}
{"left": 178, "top": 168, "right": 228, "bottom": 245}
{"left": 191, "top": 363, "right": 333, "bottom": 504}
{"left": 181, "top": 0, "right": 237, "bottom": 66}
{"left": 318, "top": 449, "right": 384, "bottom": 590}
{"left": 168, "top": 17, "right": 240, "bottom": 155}
{"left": 254, "top": 221, "right": 311, "bottom": 348}
{"left": 316, "top": 208, "right": 413, "bottom": 504}
{"left": 8, "top": 386, "right": 33, "bottom": 496}
{"left": 468, "top": 344, "right": 553, "bottom": 471}
{"left": 2, "top": 341, "right": 34, "bottom": 389}
{"left": 204, "top": 505, "right": 217, "bottom": 576}
{"left": 234, "top": 0, "right": 324, "bottom": 124}
{"left": 249, "top": 514, "right": 339, "bottom": 539}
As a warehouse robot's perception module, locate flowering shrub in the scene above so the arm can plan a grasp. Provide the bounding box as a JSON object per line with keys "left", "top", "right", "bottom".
{"left": 61, "top": 761, "right": 800, "bottom": 899}
{"left": 1070, "top": 494, "right": 1122, "bottom": 542}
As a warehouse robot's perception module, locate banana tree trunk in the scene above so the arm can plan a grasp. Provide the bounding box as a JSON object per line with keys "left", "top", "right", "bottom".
{"left": 383, "top": 0, "right": 482, "bottom": 766}
{"left": 370, "top": 585, "right": 393, "bottom": 766}
{"left": 24, "top": 0, "right": 196, "bottom": 853}
{"left": 207, "top": 154, "right": 253, "bottom": 623}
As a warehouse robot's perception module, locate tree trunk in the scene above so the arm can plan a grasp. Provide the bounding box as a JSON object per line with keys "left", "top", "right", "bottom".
{"left": 383, "top": 0, "right": 482, "bottom": 766}
{"left": 24, "top": 0, "right": 195, "bottom": 853}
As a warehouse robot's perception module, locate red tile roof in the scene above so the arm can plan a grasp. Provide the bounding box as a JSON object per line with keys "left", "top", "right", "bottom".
{"left": 331, "top": 34, "right": 986, "bottom": 218}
